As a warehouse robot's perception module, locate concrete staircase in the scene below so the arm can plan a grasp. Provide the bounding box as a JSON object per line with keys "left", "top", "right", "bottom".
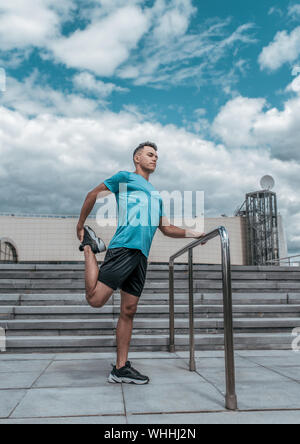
{"left": 0, "top": 263, "right": 300, "bottom": 353}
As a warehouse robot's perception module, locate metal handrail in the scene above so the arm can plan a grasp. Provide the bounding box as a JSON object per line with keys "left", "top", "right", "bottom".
{"left": 266, "top": 255, "right": 300, "bottom": 266}
{"left": 169, "top": 226, "right": 238, "bottom": 411}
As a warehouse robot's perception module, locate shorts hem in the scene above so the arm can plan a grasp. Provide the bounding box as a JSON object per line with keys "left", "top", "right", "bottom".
{"left": 120, "top": 288, "right": 141, "bottom": 297}
{"left": 98, "top": 276, "right": 117, "bottom": 291}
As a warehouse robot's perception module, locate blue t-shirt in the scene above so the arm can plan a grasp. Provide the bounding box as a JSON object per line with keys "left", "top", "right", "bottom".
{"left": 104, "top": 171, "right": 166, "bottom": 258}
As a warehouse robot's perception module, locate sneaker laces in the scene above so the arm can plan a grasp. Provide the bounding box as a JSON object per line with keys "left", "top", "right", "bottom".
{"left": 111, "top": 361, "right": 140, "bottom": 375}
{"left": 126, "top": 361, "right": 141, "bottom": 376}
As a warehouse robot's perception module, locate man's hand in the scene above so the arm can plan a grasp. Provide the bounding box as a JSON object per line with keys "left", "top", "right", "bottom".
{"left": 159, "top": 218, "right": 208, "bottom": 243}
{"left": 196, "top": 232, "right": 207, "bottom": 245}
{"left": 77, "top": 224, "right": 84, "bottom": 243}
{"left": 185, "top": 229, "right": 207, "bottom": 244}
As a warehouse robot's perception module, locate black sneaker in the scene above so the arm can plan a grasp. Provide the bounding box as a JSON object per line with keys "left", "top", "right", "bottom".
{"left": 79, "top": 226, "right": 106, "bottom": 254}
{"left": 108, "top": 361, "right": 150, "bottom": 385}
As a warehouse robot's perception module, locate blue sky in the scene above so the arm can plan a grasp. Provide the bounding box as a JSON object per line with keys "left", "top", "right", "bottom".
{"left": 1, "top": 0, "right": 300, "bottom": 257}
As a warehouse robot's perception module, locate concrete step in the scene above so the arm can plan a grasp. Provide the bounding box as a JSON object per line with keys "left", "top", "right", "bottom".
{"left": 1, "top": 280, "right": 300, "bottom": 292}
{"left": 11, "top": 305, "right": 114, "bottom": 318}
{"left": 1, "top": 288, "right": 299, "bottom": 295}
{"left": 1, "top": 318, "right": 299, "bottom": 338}
{"left": 4, "top": 333, "right": 294, "bottom": 353}
{"left": 1, "top": 293, "right": 299, "bottom": 307}
{"left": 2, "top": 304, "right": 300, "bottom": 321}
{"left": 1, "top": 270, "right": 300, "bottom": 280}
{"left": 1, "top": 264, "right": 299, "bottom": 271}
{"left": 0, "top": 280, "right": 300, "bottom": 299}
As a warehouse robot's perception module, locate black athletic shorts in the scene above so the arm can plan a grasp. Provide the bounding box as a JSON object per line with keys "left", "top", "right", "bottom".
{"left": 98, "top": 247, "right": 148, "bottom": 298}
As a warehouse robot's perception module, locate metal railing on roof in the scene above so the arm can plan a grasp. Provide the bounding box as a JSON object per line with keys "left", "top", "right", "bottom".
{"left": 0, "top": 213, "right": 96, "bottom": 219}
{"left": 266, "top": 255, "right": 300, "bottom": 267}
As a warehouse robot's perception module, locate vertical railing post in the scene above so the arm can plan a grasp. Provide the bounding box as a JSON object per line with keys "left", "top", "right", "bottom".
{"left": 220, "top": 227, "right": 238, "bottom": 411}
{"left": 169, "top": 261, "right": 175, "bottom": 353}
{"left": 168, "top": 226, "right": 238, "bottom": 411}
{"left": 189, "top": 248, "right": 196, "bottom": 371}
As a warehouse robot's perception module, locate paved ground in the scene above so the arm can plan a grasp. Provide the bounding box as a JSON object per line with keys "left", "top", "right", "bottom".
{"left": 1, "top": 350, "right": 300, "bottom": 424}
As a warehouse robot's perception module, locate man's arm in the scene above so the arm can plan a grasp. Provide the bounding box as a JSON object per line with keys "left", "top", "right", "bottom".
{"left": 77, "top": 182, "right": 111, "bottom": 242}
{"left": 159, "top": 216, "right": 207, "bottom": 242}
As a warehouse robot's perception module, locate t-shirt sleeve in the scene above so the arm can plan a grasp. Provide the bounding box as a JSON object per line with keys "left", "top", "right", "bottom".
{"left": 104, "top": 171, "right": 129, "bottom": 194}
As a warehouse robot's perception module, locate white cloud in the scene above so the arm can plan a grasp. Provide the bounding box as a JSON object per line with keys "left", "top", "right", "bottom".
{"left": 118, "top": 17, "right": 256, "bottom": 88}
{"left": 194, "top": 108, "right": 207, "bottom": 117}
{"left": 259, "top": 26, "right": 300, "bottom": 71}
{"left": 212, "top": 96, "right": 267, "bottom": 148}
{"left": 0, "top": 0, "right": 74, "bottom": 51}
{"left": 78, "top": 0, "right": 145, "bottom": 21}
{"left": 288, "top": 4, "right": 300, "bottom": 18}
{"left": 49, "top": 5, "right": 150, "bottom": 76}
{"left": 1, "top": 71, "right": 105, "bottom": 117}
{"left": 150, "top": 0, "right": 196, "bottom": 41}
{"left": 286, "top": 75, "right": 300, "bottom": 93}
{"left": 0, "top": 1, "right": 149, "bottom": 77}
{"left": 73, "top": 72, "right": 129, "bottom": 97}
{"left": 212, "top": 78, "right": 300, "bottom": 162}
{"left": 0, "top": 106, "right": 280, "bottom": 203}
{"left": 268, "top": 7, "right": 284, "bottom": 17}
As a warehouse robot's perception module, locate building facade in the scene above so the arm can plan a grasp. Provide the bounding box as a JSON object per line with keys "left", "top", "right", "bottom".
{"left": 0, "top": 214, "right": 287, "bottom": 265}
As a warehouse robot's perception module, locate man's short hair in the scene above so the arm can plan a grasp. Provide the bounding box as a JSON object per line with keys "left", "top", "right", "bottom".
{"left": 133, "top": 142, "right": 158, "bottom": 164}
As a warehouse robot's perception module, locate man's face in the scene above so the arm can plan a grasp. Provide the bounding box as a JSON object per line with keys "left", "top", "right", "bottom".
{"left": 137, "top": 146, "right": 158, "bottom": 173}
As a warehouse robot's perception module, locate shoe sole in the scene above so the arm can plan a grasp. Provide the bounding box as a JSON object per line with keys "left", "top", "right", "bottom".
{"left": 108, "top": 374, "right": 149, "bottom": 385}
{"left": 85, "top": 226, "right": 106, "bottom": 253}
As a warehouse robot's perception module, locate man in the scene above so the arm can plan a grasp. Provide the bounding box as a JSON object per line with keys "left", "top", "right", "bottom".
{"left": 77, "top": 142, "right": 206, "bottom": 385}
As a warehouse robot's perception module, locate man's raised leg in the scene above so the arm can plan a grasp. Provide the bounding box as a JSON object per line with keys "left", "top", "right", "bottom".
{"left": 84, "top": 245, "right": 114, "bottom": 308}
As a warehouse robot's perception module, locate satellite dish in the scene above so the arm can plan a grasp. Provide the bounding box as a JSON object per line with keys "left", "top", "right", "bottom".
{"left": 260, "top": 175, "right": 275, "bottom": 191}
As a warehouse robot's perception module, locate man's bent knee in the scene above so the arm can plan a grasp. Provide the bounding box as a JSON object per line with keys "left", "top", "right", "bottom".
{"left": 86, "top": 292, "right": 103, "bottom": 308}
{"left": 86, "top": 282, "right": 114, "bottom": 308}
